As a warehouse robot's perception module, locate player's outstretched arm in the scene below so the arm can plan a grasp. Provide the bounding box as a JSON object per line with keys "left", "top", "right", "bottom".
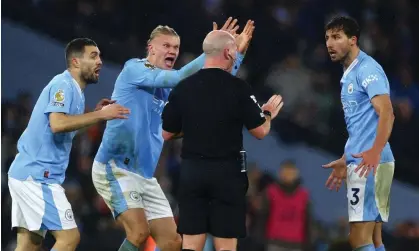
{"left": 148, "top": 17, "right": 254, "bottom": 87}
{"left": 151, "top": 53, "right": 207, "bottom": 88}
{"left": 146, "top": 17, "right": 250, "bottom": 87}
{"left": 126, "top": 17, "right": 250, "bottom": 89}
{"left": 45, "top": 83, "right": 130, "bottom": 133}
{"left": 123, "top": 53, "right": 207, "bottom": 89}
{"left": 49, "top": 103, "right": 130, "bottom": 133}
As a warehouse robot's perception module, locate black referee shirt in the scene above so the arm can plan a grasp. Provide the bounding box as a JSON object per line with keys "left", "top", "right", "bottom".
{"left": 162, "top": 68, "right": 266, "bottom": 160}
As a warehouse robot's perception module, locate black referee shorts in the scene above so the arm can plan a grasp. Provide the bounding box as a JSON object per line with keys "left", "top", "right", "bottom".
{"left": 177, "top": 158, "right": 249, "bottom": 239}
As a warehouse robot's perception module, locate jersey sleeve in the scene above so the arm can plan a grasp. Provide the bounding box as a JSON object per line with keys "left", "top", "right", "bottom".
{"left": 231, "top": 52, "right": 245, "bottom": 76}
{"left": 44, "top": 81, "right": 73, "bottom": 114}
{"left": 239, "top": 82, "right": 266, "bottom": 130}
{"left": 124, "top": 54, "right": 206, "bottom": 88}
{"left": 357, "top": 64, "right": 390, "bottom": 100}
{"left": 162, "top": 89, "right": 182, "bottom": 133}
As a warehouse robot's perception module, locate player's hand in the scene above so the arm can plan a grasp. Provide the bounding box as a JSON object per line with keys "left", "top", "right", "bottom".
{"left": 94, "top": 98, "right": 116, "bottom": 111}
{"left": 99, "top": 103, "right": 130, "bottom": 120}
{"left": 323, "top": 157, "right": 347, "bottom": 191}
{"left": 235, "top": 20, "right": 255, "bottom": 54}
{"left": 352, "top": 148, "right": 381, "bottom": 178}
{"left": 213, "top": 17, "right": 240, "bottom": 37}
{"left": 261, "top": 95, "right": 283, "bottom": 119}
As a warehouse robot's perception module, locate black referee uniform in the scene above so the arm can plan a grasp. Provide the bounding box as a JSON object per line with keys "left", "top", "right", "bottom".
{"left": 161, "top": 68, "right": 266, "bottom": 238}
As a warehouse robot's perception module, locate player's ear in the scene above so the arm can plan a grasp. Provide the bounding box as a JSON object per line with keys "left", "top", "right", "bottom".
{"left": 147, "top": 44, "right": 154, "bottom": 55}
{"left": 71, "top": 57, "right": 81, "bottom": 69}
{"left": 350, "top": 36, "right": 357, "bottom": 46}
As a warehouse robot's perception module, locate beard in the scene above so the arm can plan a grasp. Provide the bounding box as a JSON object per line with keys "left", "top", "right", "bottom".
{"left": 338, "top": 51, "right": 350, "bottom": 63}
{"left": 81, "top": 70, "right": 99, "bottom": 84}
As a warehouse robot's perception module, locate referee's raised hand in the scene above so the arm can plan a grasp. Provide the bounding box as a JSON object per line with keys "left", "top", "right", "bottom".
{"left": 212, "top": 17, "right": 255, "bottom": 54}
{"left": 262, "top": 95, "right": 283, "bottom": 119}
{"left": 235, "top": 20, "right": 255, "bottom": 54}
{"left": 212, "top": 17, "right": 240, "bottom": 37}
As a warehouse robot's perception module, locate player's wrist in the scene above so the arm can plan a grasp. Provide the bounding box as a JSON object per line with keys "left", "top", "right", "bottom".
{"left": 370, "top": 146, "right": 382, "bottom": 155}
{"left": 236, "top": 52, "right": 245, "bottom": 59}
{"left": 96, "top": 109, "right": 108, "bottom": 120}
{"left": 337, "top": 155, "right": 346, "bottom": 167}
{"left": 237, "top": 46, "right": 248, "bottom": 54}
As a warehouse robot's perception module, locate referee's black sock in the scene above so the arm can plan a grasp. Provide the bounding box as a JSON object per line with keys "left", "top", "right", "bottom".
{"left": 182, "top": 249, "right": 196, "bottom": 251}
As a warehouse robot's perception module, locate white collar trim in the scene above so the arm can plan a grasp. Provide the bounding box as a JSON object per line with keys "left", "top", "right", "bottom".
{"left": 343, "top": 58, "right": 359, "bottom": 78}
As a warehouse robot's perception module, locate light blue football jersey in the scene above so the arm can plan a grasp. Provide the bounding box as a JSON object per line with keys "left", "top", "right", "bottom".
{"left": 95, "top": 53, "right": 244, "bottom": 178}
{"left": 340, "top": 50, "right": 394, "bottom": 165}
{"left": 8, "top": 70, "right": 85, "bottom": 184}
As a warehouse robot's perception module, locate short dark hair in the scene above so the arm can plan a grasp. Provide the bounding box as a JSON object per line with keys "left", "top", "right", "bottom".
{"left": 65, "top": 38, "right": 97, "bottom": 67}
{"left": 325, "top": 16, "right": 360, "bottom": 45}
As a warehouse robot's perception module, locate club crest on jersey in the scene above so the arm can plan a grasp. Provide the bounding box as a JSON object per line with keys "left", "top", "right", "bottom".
{"left": 54, "top": 89, "right": 65, "bottom": 102}
{"left": 348, "top": 83, "right": 354, "bottom": 94}
{"left": 51, "top": 89, "right": 65, "bottom": 107}
{"left": 130, "top": 191, "right": 140, "bottom": 202}
{"left": 65, "top": 209, "right": 74, "bottom": 221}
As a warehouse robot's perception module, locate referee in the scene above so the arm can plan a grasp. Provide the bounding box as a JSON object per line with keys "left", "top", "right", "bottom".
{"left": 161, "top": 30, "right": 283, "bottom": 251}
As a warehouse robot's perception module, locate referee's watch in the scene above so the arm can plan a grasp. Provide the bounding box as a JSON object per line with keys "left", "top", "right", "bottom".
{"left": 263, "top": 110, "right": 272, "bottom": 118}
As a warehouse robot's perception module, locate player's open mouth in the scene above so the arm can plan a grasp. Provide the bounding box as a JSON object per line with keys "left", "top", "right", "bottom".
{"left": 164, "top": 57, "right": 175, "bottom": 67}
{"left": 94, "top": 68, "right": 101, "bottom": 77}
{"left": 328, "top": 50, "right": 337, "bottom": 57}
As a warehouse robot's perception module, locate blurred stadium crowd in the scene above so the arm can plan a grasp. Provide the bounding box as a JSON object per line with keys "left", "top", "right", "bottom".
{"left": 2, "top": 0, "right": 419, "bottom": 250}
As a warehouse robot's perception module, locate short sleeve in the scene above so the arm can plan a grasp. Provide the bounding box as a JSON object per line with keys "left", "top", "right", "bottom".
{"left": 123, "top": 54, "right": 205, "bottom": 88}
{"left": 162, "top": 89, "right": 182, "bottom": 133}
{"left": 231, "top": 52, "right": 245, "bottom": 76}
{"left": 239, "top": 82, "right": 266, "bottom": 130}
{"left": 44, "top": 81, "right": 73, "bottom": 114}
{"left": 357, "top": 64, "right": 390, "bottom": 100}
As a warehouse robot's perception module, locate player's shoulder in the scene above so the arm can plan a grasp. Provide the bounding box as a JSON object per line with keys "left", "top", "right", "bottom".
{"left": 123, "top": 58, "right": 158, "bottom": 73}
{"left": 46, "top": 70, "right": 74, "bottom": 91}
{"left": 356, "top": 51, "right": 385, "bottom": 75}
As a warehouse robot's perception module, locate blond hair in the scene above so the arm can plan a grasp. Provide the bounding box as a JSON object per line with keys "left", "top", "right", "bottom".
{"left": 147, "top": 25, "right": 179, "bottom": 45}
